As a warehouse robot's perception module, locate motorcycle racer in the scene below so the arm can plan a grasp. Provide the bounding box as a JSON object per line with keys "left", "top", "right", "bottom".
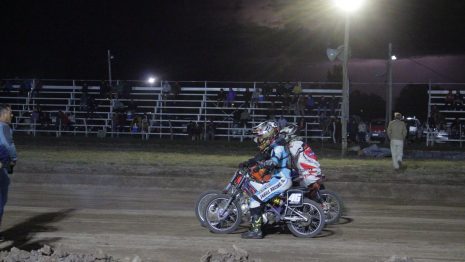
{"left": 241, "top": 121, "right": 292, "bottom": 239}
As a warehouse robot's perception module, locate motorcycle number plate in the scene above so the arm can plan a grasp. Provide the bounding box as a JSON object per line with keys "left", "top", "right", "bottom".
{"left": 286, "top": 190, "right": 303, "bottom": 206}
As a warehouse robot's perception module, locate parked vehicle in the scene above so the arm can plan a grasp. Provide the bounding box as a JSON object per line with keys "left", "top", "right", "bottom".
{"left": 368, "top": 119, "right": 386, "bottom": 142}
{"left": 405, "top": 117, "right": 422, "bottom": 141}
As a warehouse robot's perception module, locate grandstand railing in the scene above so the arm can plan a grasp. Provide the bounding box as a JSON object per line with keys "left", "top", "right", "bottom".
{"left": 427, "top": 83, "right": 465, "bottom": 147}
{"left": 1, "top": 79, "right": 344, "bottom": 142}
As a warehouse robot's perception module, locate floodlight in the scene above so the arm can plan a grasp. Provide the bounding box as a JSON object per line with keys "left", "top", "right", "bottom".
{"left": 391, "top": 55, "right": 397, "bottom": 61}
{"left": 326, "top": 45, "right": 345, "bottom": 62}
{"left": 147, "top": 77, "right": 156, "bottom": 84}
{"left": 333, "top": 0, "right": 365, "bottom": 13}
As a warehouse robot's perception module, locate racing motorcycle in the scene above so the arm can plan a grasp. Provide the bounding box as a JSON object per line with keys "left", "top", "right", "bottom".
{"left": 203, "top": 167, "right": 326, "bottom": 238}
{"left": 195, "top": 169, "right": 343, "bottom": 226}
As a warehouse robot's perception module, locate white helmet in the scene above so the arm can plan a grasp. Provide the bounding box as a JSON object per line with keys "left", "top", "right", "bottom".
{"left": 252, "top": 121, "right": 279, "bottom": 151}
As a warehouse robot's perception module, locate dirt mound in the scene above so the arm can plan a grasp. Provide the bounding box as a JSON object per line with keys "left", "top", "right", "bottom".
{"left": 0, "top": 245, "right": 141, "bottom": 262}
{"left": 200, "top": 245, "right": 260, "bottom": 262}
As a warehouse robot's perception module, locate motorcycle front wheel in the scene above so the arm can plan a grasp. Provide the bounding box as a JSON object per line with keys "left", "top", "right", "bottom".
{"left": 204, "top": 194, "right": 242, "bottom": 234}
{"left": 194, "top": 190, "right": 222, "bottom": 227}
{"left": 286, "top": 199, "right": 325, "bottom": 238}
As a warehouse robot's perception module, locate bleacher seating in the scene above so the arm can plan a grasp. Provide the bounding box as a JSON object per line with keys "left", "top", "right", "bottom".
{"left": 427, "top": 87, "right": 465, "bottom": 147}
{"left": 1, "top": 79, "right": 343, "bottom": 142}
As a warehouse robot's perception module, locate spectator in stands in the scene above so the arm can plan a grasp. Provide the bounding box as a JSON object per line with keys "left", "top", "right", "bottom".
{"left": 453, "top": 89, "right": 463, "bottom": 110}
{"left": 298, "top": 117, "right": 306, "bottom": 136}
{"left": 444, "top": 90, "right": 454, "bottom": 110}
{"left": 80, "top": 92, "right": 88, "bottom": 112}
{"left": 56, "top": 111, "right": 71, "bottom": 131}
{"left": 317, "top": 96, "right": 328, "bottom": 117}
{"left": 240, "top": 109, "right": 251, "bottom": 128}
{"left": 233, "top": 108, "right": 242, "bottom": 125}
{"left": 100, "top": 81, "right": 111, "bottom": 99}
{"left": 30, "top": 107, "right": 40, "bottom": 130}
{"left": 40, "top": 111, "right": 52, "bottom": 129}
{"left": 357, "top": 120, "right": 367, "bottom": 144}
{"left": 292, "top": 82, "right": 302, "bottom": 97}
{"left": 194, "top": 122, "right": 203, "bottom": 141}
{"left": 31, "top": 79, "right": 42, "bottom": 98}
{"left": 162, "top": 81, "right": 171, "bottom": 101}
{"left": 112, "top": 94, "right": 125, "bottom": 113}
{"left": 251, "top": 88, "right": 261, "bottom": 107}
{"left": 225, "top": 88, "right": 236, "bottom": 107}
{"left": 266, "top": 101, "right": 276, "bottom": 120}
{"left": 206, "top": 119, "right": 216, "bottom": 141}
{"left": 450, "top": 118, "right": 462, "bottom": 139}
{"left": 1, "top": 80, "right": 12, "bottom": 94}
{"left": 334, "top": 117, "right": 342, "bottom": 143}
{"left": 126, "top": 99, "right": 138, "bottom": 119}
{"left": 329, "top": 95, "right": 339, "bottom": 116}
{"left": 172, "top": 82, "right": 181, "bottom": 99}
{"left": 86, "top": 95, "right": 97, "bottom": 119}
{"left": 306, "top": 94, "right": 315, "bottom": 115}
{"left": 186, "top": 121, "right": 196, "bottom": 141}
{"left": 277, "top": 115, "right": 287, "bottom": 129}
{"left": 19, "top": 79, "right": 31, "bottom": 96}
{"left": 216, "top": 88, "right": 226, "bottom": 107}
{"left": 261, "top": 82, "right": 271, "bottom": 101}
{"left": 295, "top": 94, "right": 306, "bottom": 116}
{"left": 281, "top": 92, "right": 291, "bottom": 115}
{"left": 112, "top": 113, "right": 123, "bottom": 133}
{"left": 81, "top": 82, "right": 89, "bottom": 94}
{"left": 242, "top": 87, "right": 252, "bottom": 108}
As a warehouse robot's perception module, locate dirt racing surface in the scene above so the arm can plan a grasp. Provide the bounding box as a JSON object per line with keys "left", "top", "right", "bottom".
{"left": 1, "top": 138, "right": 465, "bottom": 262}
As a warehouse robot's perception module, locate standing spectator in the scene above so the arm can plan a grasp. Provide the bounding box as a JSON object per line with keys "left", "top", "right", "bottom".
{"left": 357, "top": 120, "right": 367, "bottom": 144}
{"left": 243, "top": 87, "right": 252, "bottom": 108}
{"left": 86, "top": 95, "right": 97, "bottom": 119}
{"left": 277, "top": 115, "right": 287, "bottom": 129}
{"left": 216, "top": 88, "right": 226, "bottom": 107}
{"left": 0, "top": 104, "right": 17, "bottom": 241}
{"left": 453, "top": 89, "right": 463, "bottom": 110}
{"left": 329, "top": 95, "right": 339, "bottom": 116}
{"left": 318, "top": 96, "right": 328, "bottom": 117}
{"left": 444, "top": 90, "right": 454, "bottom": 110}
{"left": 281, "top": 92, "right": 291, "bottom": 114}
{"left": 186, "top": 121, "right": 196, "bottom": 141}
{"left": 172, "top": 82, "right": 181, "bottom": 100}
{"left": 349, "top": 118, "right": 358, "bottom": 143}
{"left": 225, "top": 88, "right": 236, "bottom": 107}
{"left": 261, "top": 82, "right": 271, "bottom": 101}
{"left": 387, "top": 112, "right": 407, "bottom": 171}
{"left": 306, "top": 94, "right": 315, "bottom": 115}
{"left": 240, "top": 109, "right": 251, "bottom": 129}
{"left": 292, "top": 82, "right": 302, "bottom": 97}
{"left": 206, "top": 119, "right": 216, "bottom": 141}
{"left": 251, "top": 88, "right": 261, "bottom": 107}
{"left": 194, "top": 122, "right": 202, "bottom": 141}
{"left": 295, "top": 95, "right": 306, "bottom": 116}
{"left": 162, "top": 81, "right": 171, "bottom": 101}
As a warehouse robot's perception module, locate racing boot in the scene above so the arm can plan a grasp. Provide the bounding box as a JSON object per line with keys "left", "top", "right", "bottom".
{"left": 241, "top": 208, "right": 263, "bottom": 239}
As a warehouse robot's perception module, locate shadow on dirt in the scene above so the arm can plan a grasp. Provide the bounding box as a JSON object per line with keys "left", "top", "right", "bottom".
{"left": 1, "top": 208, "right": 75, "bottom": 251}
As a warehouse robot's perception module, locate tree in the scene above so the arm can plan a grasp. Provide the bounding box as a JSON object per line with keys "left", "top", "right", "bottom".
{"left": 350, "top": 90, "right": 386, "bottom": 120}
{"left": 394, "top": 84, "right": 429, "bottom": 122}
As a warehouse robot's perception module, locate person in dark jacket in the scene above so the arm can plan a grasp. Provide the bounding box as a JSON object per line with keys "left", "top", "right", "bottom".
{"left": 0, "top": 104, "right": 17, "bottom": 241}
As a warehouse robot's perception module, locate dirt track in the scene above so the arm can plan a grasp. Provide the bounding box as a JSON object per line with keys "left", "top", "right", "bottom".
{"left": 2, "top": 165, "right": 465, "bottom": 262}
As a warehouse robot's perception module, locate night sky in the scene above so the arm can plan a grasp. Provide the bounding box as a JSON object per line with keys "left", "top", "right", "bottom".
{"left": 1, "top": 0, "right": 465, "bottom": 81}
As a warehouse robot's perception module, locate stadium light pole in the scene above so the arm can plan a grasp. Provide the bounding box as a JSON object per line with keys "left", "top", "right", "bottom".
{"left": 333, "top": 0, "right": 365, "bottom": 156}
{"left": 107, "top": 49, "right": 114, "bottom": 85}
{"left": 386, "top": 43, "right": 396, "bottom": 125}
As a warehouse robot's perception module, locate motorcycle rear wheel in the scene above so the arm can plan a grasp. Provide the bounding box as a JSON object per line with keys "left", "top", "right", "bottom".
{"left": 286, "top": 199, "right": 325, "bottom": 238}
{"left": 319, "top": 190, "right": 343, "bottom": 224}
{"left": 204, "top": 194, "right": 243, "bottom": 234}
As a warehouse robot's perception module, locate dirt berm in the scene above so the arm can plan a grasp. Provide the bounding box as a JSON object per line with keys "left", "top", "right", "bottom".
{"left": 12, "top": 157, "right": 465, "bottom": 204}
